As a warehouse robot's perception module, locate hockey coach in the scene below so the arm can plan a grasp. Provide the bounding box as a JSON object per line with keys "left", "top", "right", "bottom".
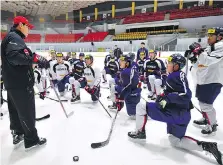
{"left": 1, "top": 16, "right": 48, "bottom": 150}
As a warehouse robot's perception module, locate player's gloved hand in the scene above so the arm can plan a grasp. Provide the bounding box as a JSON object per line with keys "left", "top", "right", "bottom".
{"left": 39, "top": 91, "right": 46, "bottom": 100}
{"left": 115, "top": 95, "right": 124, "bottom": 111}
{"left": 90, "top": 86, "right": 99, "bottom": 95}
{"left": 85, "top": 85, "right": 92, "bottom": 94}
{"left": 33, "top": 53, "right": 49, "bottom": 69}
{"left": 189, "top": 42, "right": 203, "bottom": 56}
{"left": 153, "top": 70, "right": 161, "bottom": 76}
{"left": 156, "top": 93, "right": 168, "bottom": 110}
{"left": 140, "top": 75, "right": 144, "bottom": 81}
{"left": 184, "top": 49, "right": 198, "bottom": 64}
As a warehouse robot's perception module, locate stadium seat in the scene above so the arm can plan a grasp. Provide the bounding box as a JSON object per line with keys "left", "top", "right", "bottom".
{"left": 45, "top": 33, "right": 84, "bottom": 43}
{"left": 148, "top": 29, "right": 187, "bottom": 35}
{"left": 24, "top": 34, "right": 41, "bottom": 43}
{"left": 170, "top": 6, "right": 223, "bottom": 20}
{"left": 113, "top": 32, "right": 148, "bottom": 41}
{"left": 81, "top": 32, "right": 108, "bottom": 42}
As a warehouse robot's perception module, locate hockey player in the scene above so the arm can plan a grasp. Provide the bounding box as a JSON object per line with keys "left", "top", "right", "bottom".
{"left": 128, "top": 53, "right": 223, "bottom": 165}
{"left": 68, "top": 52, "right": 77, "bottom": 65}
{"left": 144, "top": 50, "right": 166, "bottom": 100}
{"left": 137, "top": 52, "right": 146, "bottom": 87}
{"left": 72, "top": 52, "right": 86, "bottom": 80}
{"left": 70, "top": 54, "right": 101, "bottom": 103}
{"left": 103, "top": 50, "right": 113, "bottom": 70}
{"left": 33, "top": 64, "right": 46, "bottom": 100}
{"left": 52, "top": 53, "right": 73, "bottom": 97}
{"left": 186, "top": 27, "right": 223, "bottom": 136}
{"left": 48, "top": 50, "right": 57, "bottom": 85}
{"left": 102, "top": 52, "right": 119, "bottom": 83}
{"left": 108, "top": 54, "right": 141, "bottom": 118}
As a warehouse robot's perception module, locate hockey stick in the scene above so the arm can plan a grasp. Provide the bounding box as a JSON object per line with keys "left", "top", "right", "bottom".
{"left": 36, "top": 114, "right": 50, "bottom": 121}
{"left": 91, "top": 110, "right": 119, "bottom": 149}
{"left": 184, "top": 50, "right": 203, "bottom": 115}
{"left": 93, "top": 94, "right": 112, "bottom": 118}
{"left": 48, "top": 77, "right": 74, "bottom": 118}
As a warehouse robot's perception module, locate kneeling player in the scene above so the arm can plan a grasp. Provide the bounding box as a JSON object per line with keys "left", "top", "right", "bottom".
{"left": 72, "top": 52, "right": 86, "bottom": 80}
{"left": 144, "top": 50, "right": 166, "bottom": 100}
{"left": 33, "top": 64, "right": 46, "bottom": 100}
{"left": 52, "top": 53, "right": 73, "bottom": 97}
{"left": 109, "top": 54, "right": 141, "bottom": 118}
{"left": 102, "top": 53, "right": 119, "bottom": 83}
{"left": 71, "top": 54, "right": 101, "bottom": 103}
{"left": 137, "top": 52, "right": 146, "bottom": 88}
{"left": 128, "top": 54, "right": 222, "bottom": 165}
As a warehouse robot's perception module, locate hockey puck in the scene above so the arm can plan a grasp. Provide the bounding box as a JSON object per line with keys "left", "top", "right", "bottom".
{"left": 0, "top": 113, "right": 3, "bottom": 117}
{"left": 73, "top": 156, "right": 79, "bottom": 162}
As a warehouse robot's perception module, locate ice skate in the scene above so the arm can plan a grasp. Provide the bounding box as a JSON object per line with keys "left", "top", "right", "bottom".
{"left": 71, "top": 95, "right": 81, "bottom": 104}
{"left": 198, "top": 141, "right": 222, "bottom": 165}
{"left": 128, "top": 130, "right": 146, "bottom": 142}
{"left": 201, "top": 124, "right": 218, "bottom": 136}
{"left": 108, "top": 102, "right": 117, "bottom": 111}
{"left": 193, "top": 117, "right": 208, "bottom": 129}
{"left": 25, "top": 138, "right": 47, "bottom": 151}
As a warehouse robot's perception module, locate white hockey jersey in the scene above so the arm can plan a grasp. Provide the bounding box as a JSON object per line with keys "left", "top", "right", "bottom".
{"left": 84, "top": 65, "right": 101, "bottom": 87}
{"left": 34, "top": 68, "right": 44, "bottom": 93}
{"left": 53, "top": 61, "right": 71, "bottom": 81}
{"left": 49, "top": 59, "right": 57, "bottom": 80}
{"left": 193, "top": 40, "right": 223, "bottom": 85}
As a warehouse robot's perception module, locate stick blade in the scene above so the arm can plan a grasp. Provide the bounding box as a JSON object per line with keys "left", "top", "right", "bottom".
{"left": 67, "top": 111, "right": 74, "bottom": 118}
{"left": 36, "top": 114, "right": 50, "bottom": 121}
{"left": 91, "top": 140, "right": 108, "bottom": 149}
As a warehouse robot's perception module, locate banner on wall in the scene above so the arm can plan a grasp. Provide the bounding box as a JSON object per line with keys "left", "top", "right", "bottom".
{"left": 97, "top": 48, "right": 106, "bottom": 52}
{"left": 141, "top": 8, "right": 146, "bottom": 13}
{"left": 103, "top": 14, "right": 107, "bottom": 19}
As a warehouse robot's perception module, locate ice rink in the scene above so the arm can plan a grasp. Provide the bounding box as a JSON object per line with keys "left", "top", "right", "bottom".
{"left": 1, "top": 54, "right": 223, "bottom": 165}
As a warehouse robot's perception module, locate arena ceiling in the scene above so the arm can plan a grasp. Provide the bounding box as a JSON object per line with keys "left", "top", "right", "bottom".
{"left": 1, "top": 0, "right": 110, "bottom": 16}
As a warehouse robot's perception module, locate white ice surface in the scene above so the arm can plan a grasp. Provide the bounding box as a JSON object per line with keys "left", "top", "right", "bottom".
{"left": 0, "top": 57, "right": 223, "bottom": 165}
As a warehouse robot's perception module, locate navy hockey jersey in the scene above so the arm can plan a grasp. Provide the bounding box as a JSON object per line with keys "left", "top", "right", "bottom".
{"left": 144, "top": 58, "right": 166, "bottom": 77}
{"left": 164, "top": 71, "right": 192, "bottom": 109}
{"left": 72, "top": 59, "right": 86, "bottom": 79}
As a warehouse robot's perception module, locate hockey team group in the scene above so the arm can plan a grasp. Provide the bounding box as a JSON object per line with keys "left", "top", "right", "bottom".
{"left": 1, "top": 25, "right": 223, "bottom": 165}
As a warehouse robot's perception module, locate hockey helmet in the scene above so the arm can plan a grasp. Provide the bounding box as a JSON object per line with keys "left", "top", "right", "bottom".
{"left": 85, "top": 54, "right": 93, "bottom": 61}
{"left": 208, "top": 27, "right": 223, "bottom": 37}
{"left": 79, "top": 52, "right": 85, "bottom": 57}
{"left": 128, "top": 52, "right": 136, "bottom": 61}
{"left": 71, "top": 52, "right": 76, "bottom": 57}
{"left": 119, "top": 54, "right": 132, "bottom": 67}
{"left": 56, "top": 52, "right": 64, "bottom": 57}
{"left": 167, "top": 53, "right": 186, "bottom": 70}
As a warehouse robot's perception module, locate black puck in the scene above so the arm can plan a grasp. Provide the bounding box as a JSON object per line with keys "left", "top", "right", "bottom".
{"left": 0, "top": 113, "right": 3, "bottom": 117}
{"left": 73, "top": 156, "right": 79, "bottom": 162}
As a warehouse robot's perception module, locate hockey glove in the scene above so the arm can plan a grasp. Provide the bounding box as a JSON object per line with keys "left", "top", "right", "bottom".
{"left": 156, "top": 94, "right": 168, "bottom": 110}
{"left": 140, "top": 75, "right": 144, "bottom": 82}
{"left": 115, "top": 96, "right": 124, "bottom": 111}
{"left": 90, "top": 86, "right": 99, "bottom": 95}
{"left": 189, "top": 42, "right": 204, "bottom": 56}
{"left": 39, "top": 91, "right": 46, "bottom": 100}
{"left": 84, "top": 85, "right": 91, "bottom": 94}
{"left": 33, "top": 53, "right": 49, "bottom": 69}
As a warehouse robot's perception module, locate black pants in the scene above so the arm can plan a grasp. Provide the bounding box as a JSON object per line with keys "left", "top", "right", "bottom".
{"left": 7, "top": 87, "right": 39, "bottom": 146}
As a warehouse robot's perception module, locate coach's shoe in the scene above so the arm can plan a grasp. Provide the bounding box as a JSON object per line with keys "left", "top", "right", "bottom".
{"left": 12, "top": 131, "right": 24, "bottom": 145}
{"left": 25, "top": 138, "right": 47, "bottom": 151}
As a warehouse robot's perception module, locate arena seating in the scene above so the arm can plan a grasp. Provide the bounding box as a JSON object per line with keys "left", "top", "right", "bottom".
{"left": 24, "top": 34, "right": 41, "bottom": 43}
{"left": 81, "top": 32, "right": 108, "bottom": 42}
{"left": 113, "top": 32, "right": 147, "bottom": 41}
{"left": 170, "top": 6, "right": 223, "bottom": 20}
{"left": 148, "top": 29, "right": 187, "bottom": 35}
{"left": 45, "top": 33, "right": 84, "bottom": 43}
{"left": 123, "top": 12, "right": 165, "bottom": 24}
